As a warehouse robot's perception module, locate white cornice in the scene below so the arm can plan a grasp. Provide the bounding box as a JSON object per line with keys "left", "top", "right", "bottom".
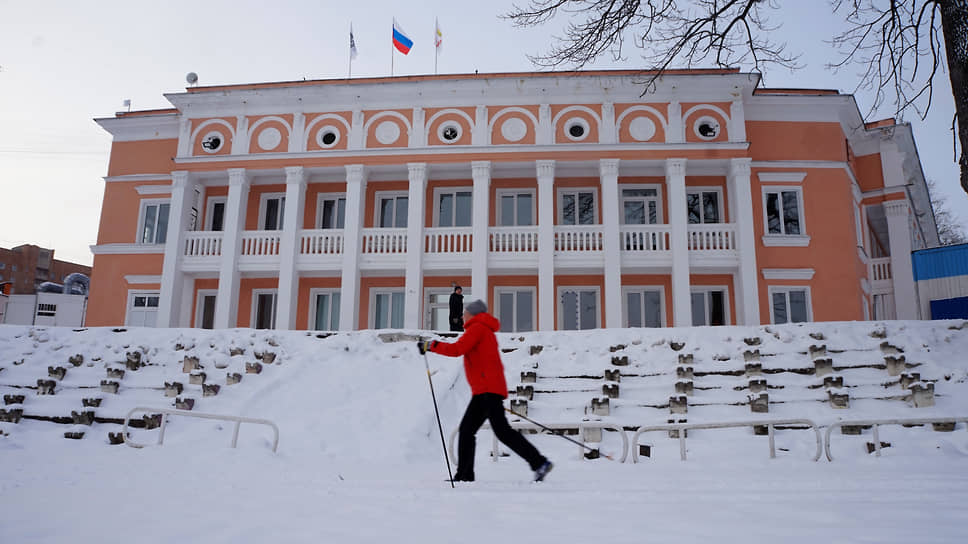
{"left": 757, "top": 172, "right": 806, "bottom": 183}
{"left": 761, "top": 268, "right": 815, "bottom": 280}
{"left": 90, "top": 244, "right": 165, "bottom": 255}
{"left": 95, "top": 114, "right": 180, "bottom": 142}
{"left": 104, "top": 174, "right": 172, "bottom": 183}
{"left": 135, "top": 185, "right": 172, "bottom": 195}
{"left": 762, "top": 235, "right": 811, "bottom": 247}
{"left": 124, "top": 275, "right": 162, "bottom": 284}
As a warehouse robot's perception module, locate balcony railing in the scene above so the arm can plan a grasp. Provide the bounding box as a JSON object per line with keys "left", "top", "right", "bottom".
{"left": 300, "top": 229, "right": 344, "bottom": 256}
{"left": 184, "top": 231, "right": 223, "bottom": 258}
{"left": 361, "top": 228, "right": 407, "bottom": 254}
{"left": 490, "top": 226, "right": 539, "bottom": 253}
{"left": 870, "top": 257, "right": 892, "bottom": 282}
{"left": 621, "top": 225, "right": 670, "bottom": 252}
{"left": 687, "top": 224, "right": 736, "bottom": 251}
{"left": 240, "top": 231, "right": 282, "bottom": 257}
{"left": 556, "top": 225, "right": 604, "bottom": 252}
{"left": 425, "top": 227, "right": 473, "bottom": 254}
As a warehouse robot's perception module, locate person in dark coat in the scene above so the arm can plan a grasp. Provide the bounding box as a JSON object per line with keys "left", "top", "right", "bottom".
{"left": 448, "top": 285, "right": 464, "bottom": 331}
{"left": 418, "top": 299, "right": 553, "bottom": 482}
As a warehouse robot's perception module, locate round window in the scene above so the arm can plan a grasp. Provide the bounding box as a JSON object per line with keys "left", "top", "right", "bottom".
{"left": 316, "top": 125, "right": 341, "bottom": 148}
{"left": 438, "top": 122, "right": 461, "bottom": 144}
{"left": 694, "top": 115, "right": 721, "bottom": 140}
{"left": 564, "top": 118, "right": 590, "bottom": 141}
{"left": 200, "top": 131, "right": 223, "bottom": 153}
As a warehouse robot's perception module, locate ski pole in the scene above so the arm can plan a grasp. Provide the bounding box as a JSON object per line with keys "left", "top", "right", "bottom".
{"left": 504, "top": 407, "right": 615, "bottom": 461}
{"left": 423, "top": 351, "right": 455, "bottom": 488}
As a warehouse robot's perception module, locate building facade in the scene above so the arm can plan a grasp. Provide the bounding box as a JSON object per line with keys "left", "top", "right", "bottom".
{"left": 0, "top": 245, "right": 91, "bottom": 295}
{"left": 89, "top": 70, "right": 938, "bottom": 331}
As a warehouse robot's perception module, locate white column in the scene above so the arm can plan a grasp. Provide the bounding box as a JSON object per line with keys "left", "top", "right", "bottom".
{"left": 601, "top": 102, "right": 617, "bottom": 144}
{"left": 411, "top": 108, "right": 425, "bottom": 147}
{"left": 538, "top": 104, "right": 552, "bottom": 145}
{"left": 289, "top": 113, "right": 306, "bottom": 153}
{"left": 667, "top": 158, "right": 692, "bottom": 326}
{"left": 729, "top": 158, "right": 760, "bottom": 325}
{"left": 404, "top": 163, "right": 428, "bottom": 328}
{"left": 884, "top": 200, "right": 919, "bottom": 319}
{"left": 536, "top": 160, "right": 556, "bottom": 330}
{"left": 275, "top": 166, "right": 307, "bottom": 330}
{"left": 349, "top": 109, "right": 364, "bottom": 150}
{"left": 156, "top": 170, "right": 195, "bottom": 327}
{"left": 214, "top": 168, "right": 250, "bottom": 329}
{"left": 231, "top": 115, "right": 248, "bottom": 155}
{"left": 473, "top": 105, "right": 488, "bottom": 145}
{"left": 471, "top": 161, "right": 491, "bottom": 305}
{"left": 729, "top": 97, "right": 747, "bottom": 143}
{"left": 600, "top": 159, "right": 622, "bottom": 328}
{"left": 339, "top": 164, "right": 367, "bottom": 330}
{"left": 176, "top": 117, "right": 191, "bottom": 157}
{"left": 667, "top": 101, "right": 684, "bottom": 143}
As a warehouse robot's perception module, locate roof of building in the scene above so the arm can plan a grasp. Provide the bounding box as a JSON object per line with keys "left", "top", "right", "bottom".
{"left": 912, "top": 243, "right": 968, "bottom": 281}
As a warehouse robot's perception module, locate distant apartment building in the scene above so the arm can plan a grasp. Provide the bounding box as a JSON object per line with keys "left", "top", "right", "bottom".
{"left": 89, "top": 69, "right": 938, "bottom": 331}
{"left": 0, "top": 244, "right": 91, "bottom": 295}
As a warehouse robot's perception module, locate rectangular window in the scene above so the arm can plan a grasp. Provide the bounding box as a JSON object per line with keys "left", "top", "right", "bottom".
{"left": 770, "top": 288, "right": 811, "bottom": 324}
{"left": 496, "top": 288, "right": 535, "bottom": 332}
{"left": 621, "top": 187, "right": 660, "bottom": 225}
{"left": 312, "top": 291, "right": 341, "bottom": 330}
{"left": 560, "top": 190, "right": 596, "bottom": 225}
{"left": 378, "top": 195, "right": 408, "bottom": 228}
{"left": 199, "top": 294, "right": 216, "bottom": 329}
{"left": 318, "top": 196, "right": 346, "bottom": 229}
{"left": 252, "top": 291, "right": 277, "bottom": 329}
{"left": 437, "top": 190, "right": 472, "bottom": 227}
{"left": 373, "top": 291, "right": 405, "bottom": 328}
{"left": 498, "top": 191, "right": 535, "bottom": 226}
{"left": 687, "top": 189, "right": 721, "bottom": 224}
{"left": 127, "top": 292, "right": 160, "bottom": 327}
{"left": 37, "top": 303, "right": 57, "bottom": 317}
{"left": 261, "top": 195, "right": 286, "bottom": 230}
{"left": 141, "top": 202, "right": 170, "bottom": 244}
{"left": 625, "top": 288, "right": 663, "bottom": 327}
{"left": 691, "top": 289, "right": 727, "bottom": 326}
{"left": 559, "top": 287, "right": 599, "bottom": 330}
{"left": 426, "top": 291, "right": 452, "bottom": 330}
{"left": 765, "top": 190, "right": 802, "bottom": 235}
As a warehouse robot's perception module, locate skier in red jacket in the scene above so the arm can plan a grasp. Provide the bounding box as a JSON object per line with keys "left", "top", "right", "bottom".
{"left": 418, "top": 299, "right": 553, "bottom": 482}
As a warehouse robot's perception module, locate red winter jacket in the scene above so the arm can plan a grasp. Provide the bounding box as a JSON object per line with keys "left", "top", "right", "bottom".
{"left": 429, "top": 312, "right": 508, "bottom": 397}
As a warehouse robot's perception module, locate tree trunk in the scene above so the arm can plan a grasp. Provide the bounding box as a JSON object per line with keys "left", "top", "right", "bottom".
{"left": 939, "top": 0, "right": 968, "bottom": 195}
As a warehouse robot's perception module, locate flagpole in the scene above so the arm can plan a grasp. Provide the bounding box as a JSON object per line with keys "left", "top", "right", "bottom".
{"left": 391, "top": 18, "right": 394, "bottom": 76}
{"left": 348, "top": 22, "right": 353, "bottom": 79}
{"left": 434, "top": 18, "right": 438, "bottom": 75}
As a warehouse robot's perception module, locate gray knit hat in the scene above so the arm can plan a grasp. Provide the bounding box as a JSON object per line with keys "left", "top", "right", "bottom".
{"left": 464, "top": 299, "right": 487, "bottom": 316}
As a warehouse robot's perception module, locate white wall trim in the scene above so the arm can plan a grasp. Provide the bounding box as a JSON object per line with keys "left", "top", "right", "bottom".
{"left": 124, "top": 275, "right": 162, "bottom": 284}
{"left": 105, "top": 174, "right": 172, "bottom": 183}
{"left": 757, "top": 172, "right": 807, "bottom": 183}
{"left": 90, "top": 243, "right": 166, "bottom": 255}
{"left": 761, "top": 268, "right": 815, "bottom": 280}
{"left": 135, "top": 185, "right": 173, "bottom": 195}
{"left": 762, "top": 235, "right": 812, "bottom": 247}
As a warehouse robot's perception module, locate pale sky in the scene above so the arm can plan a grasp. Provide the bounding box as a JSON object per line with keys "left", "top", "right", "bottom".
{"left": 1, "top": 0, "right": 964, "bottom": 267}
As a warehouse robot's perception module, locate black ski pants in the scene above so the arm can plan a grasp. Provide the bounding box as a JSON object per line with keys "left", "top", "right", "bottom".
{"left": 456, "top": 393, "right": 546, "bottom": 480}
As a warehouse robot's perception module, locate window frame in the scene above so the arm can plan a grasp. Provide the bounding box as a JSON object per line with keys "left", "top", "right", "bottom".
{"left": 258, "top": 193, "right": 287, "bottom": 231}
{"left": 768, "top": 286, "right": 813, "bottom": 324}
{"left": 690, "top": 286, "right": 731, "bottom": 326}
{"left": 557, "top": 187, "right": 599, "bottom": 225}
{"left": 370, "top": 289, "right": 406, "bottom": 329}
{"left": 124, "top": 290, "right": 161, "bottom": 327}
{"left": 686, "top": 186, "right": 724, "bottom": 224}
{"left": 136, "top": 198, "right": 171, "bottom": 245}
{"left": 194, "top": 289, "right": 218, "bottom": 329}
{"left": 374, "top": 191, "right": 409, "bottom": 228}
{"left": 250, "top": 288, "right": 278, "bottom": 329}
{"left": 556, "top": 285, "right": 601, "bottom": 330}
{"left": 621, "top": 285, "right": 667, "bottom": 328}
{"left": 495, "top": 188, "right": 536, "bottom": 227}
{"left": 424, "top": 288, "right": 454, "bottom": 330}
{"left": 432, "top": 186, "right": 474, "bottom": 228}
{"left": 205, "top": 196, "right": 227, "bottom": 232}
{"left": 494, "top": 286, "right": 537, "bottom": 332}
{"left": 761, "top": 186, "right": 810, "bottom": 246}
{"left": 619, "top": 184, "right": 663, "bottom": 225}
{"left": 309, "top": 288, "right": 342, "bottom": 331}
{"left": 315, "top": 193, "right": 347, "bottom": 230}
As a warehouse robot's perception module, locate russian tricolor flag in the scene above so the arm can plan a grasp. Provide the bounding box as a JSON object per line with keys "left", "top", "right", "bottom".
{"left": 392, "top": 18, "right": 413, "bottom": 55}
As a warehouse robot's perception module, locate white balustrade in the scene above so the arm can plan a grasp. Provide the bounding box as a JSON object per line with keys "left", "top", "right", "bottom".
{"left": 361, "top": 228, "right": 408, "bottom": 254}
{"left": 425, "top": 227, "right": 473, "bottom": 253}
{"left": 620, "top": 225, "right": 670, "bottom": 252}
{"left": 183, "top": 231, "right": 223, "bottom": 257}
{"left": 555, "top": 225, "right": 604, "bottom": 252}
{"left": 870, "top": 257, "right": 892, "bottom": 282}
{"left": 300, "top": 229, "right": 344, "bottom": 256}
{"left": 240, "top": 231, "right": 282, "bottom": 257}
{"left": 489, "top": 226, "right": 538, "bottom": 253}
{"left": 687, "top": 224, "right": 737, "bottom": 251}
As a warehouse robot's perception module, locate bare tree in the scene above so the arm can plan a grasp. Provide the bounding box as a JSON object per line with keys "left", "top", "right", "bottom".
{"left": 928, "top": 179, "right": 968, "bottom": 244}
{"left": 504, "top": 0, "right": 968, "bottom": 195}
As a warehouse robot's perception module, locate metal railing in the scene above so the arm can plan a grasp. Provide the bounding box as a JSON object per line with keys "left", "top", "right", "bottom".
{"left": 631, "top": 419, "right": 823, "bottom": 462}
{"left": 122, "top": 406, "right": 280, "bottom": 453}
{"left": 448, "top": 421, "right": 629, "bottom": 463}
{"left": 825, "top": 416, "right": 968, "bottom": 461}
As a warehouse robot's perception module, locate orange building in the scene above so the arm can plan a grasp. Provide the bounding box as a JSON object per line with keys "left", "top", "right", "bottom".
{"left": 89, "top": 70, "right": 937, "bottom": 331}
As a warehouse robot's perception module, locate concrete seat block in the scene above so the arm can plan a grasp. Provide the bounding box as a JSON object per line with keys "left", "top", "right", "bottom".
{"left": 520, "top": 371, "right": 537, "bottom": 383}
{"left": 226, "top": 372, "right": 243, "bottom": 385}
{"left": 602, "top": 383, "right": 620, "bottom": 398}
{"left": 164, "top": 382, "right": 184, "bottom": 397}
{"left": 516, "top": 385, "right": 534, "bottom": 400}
{"left": 604, "top": 369, "right": 621, "bottom": 382}
{"left": 189, "top": 372, "right": 207, "bottom": 385}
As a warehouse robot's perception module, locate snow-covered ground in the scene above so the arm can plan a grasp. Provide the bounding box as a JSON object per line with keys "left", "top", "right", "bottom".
{"left": 2, "top": 320, "right": 968, "bottom": 543}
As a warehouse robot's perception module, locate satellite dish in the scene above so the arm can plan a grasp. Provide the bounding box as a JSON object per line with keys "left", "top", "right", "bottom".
{"left": 186, "top": 72, "right": 198, "bottom": 85}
